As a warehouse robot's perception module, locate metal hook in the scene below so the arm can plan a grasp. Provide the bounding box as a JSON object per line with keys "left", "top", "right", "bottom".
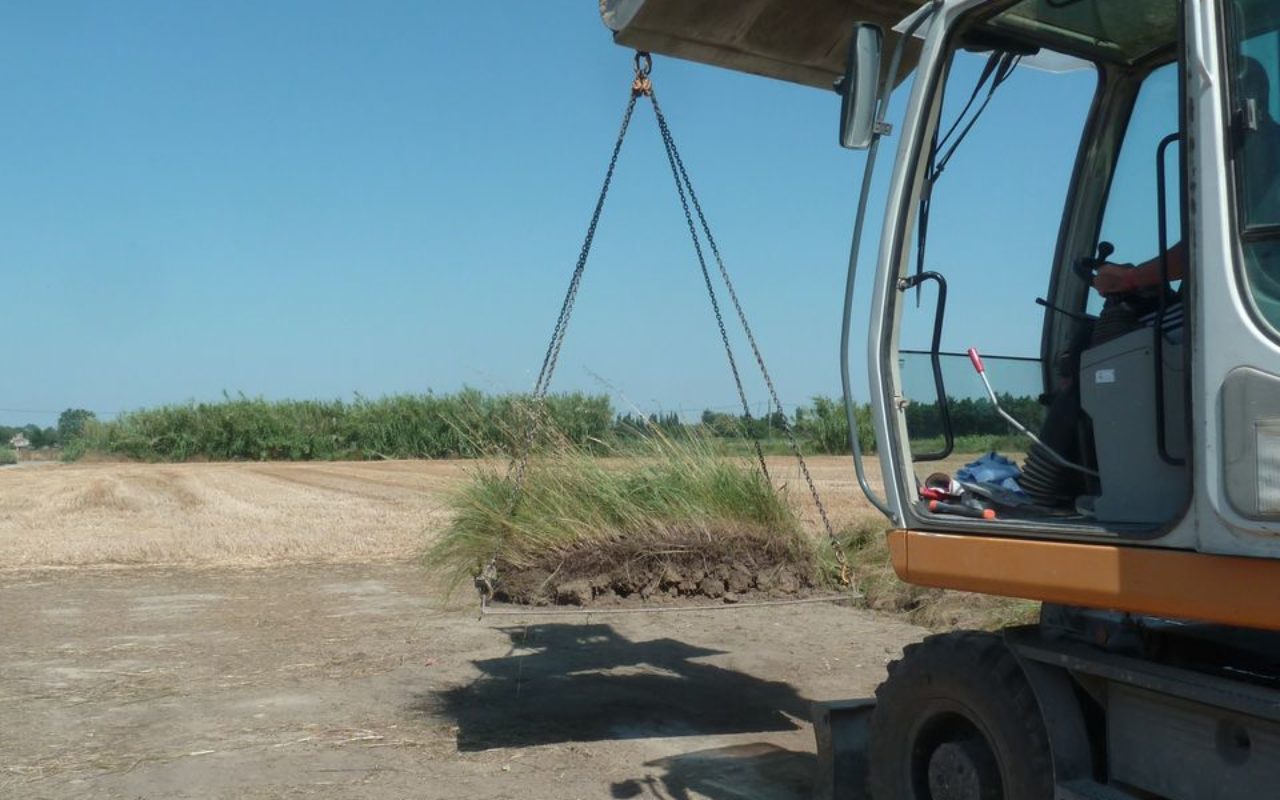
{"left": 631, "top": 51, "right": 653, "bottom": 97}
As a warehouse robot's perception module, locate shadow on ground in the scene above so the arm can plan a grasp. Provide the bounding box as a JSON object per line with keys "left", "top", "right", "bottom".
{"left": 612, "top": 743, "right": 815, "bottom": 800}
{"left": 418, "top": 623, "right": 811, "bottom": 752}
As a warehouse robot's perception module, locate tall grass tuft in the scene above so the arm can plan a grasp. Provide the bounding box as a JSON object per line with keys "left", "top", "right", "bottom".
{"left": 0, "top": 447, "right": 15, "bottom": 466}
{"left": 427, "top": 430, "right": 809, "bottom": 593}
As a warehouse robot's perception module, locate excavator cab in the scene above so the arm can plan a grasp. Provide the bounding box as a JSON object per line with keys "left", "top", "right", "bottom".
{"left": 841, "top": 0, "right": 1280, "bottom": 568}
{"left": 861, "top": 2, "right": 1193, "bottom": 537}
{"left": 604, "top": 2, "right": 1280, "bottom": 797}
{"left": 603, "top": 0, "right": 1280, "bottom": 613}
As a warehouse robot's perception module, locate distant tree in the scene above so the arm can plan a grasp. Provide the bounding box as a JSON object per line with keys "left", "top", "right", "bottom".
{"left": 648, "top": 411, "right": 683, "bottom": 435}
{"left": 745, "top": 409, "right": 788, "bottom": 440}
{"left": 794, "top": 396, "right": 875, "bottom": 454}
{"left": 613, "top": 413, "right": 640, "bottom": 437}
{"left": 57, "top": 408, "right": 98, "bottom": 442}
{"left": 20, "top": 424, "right": 55, "bottom": 449}
{"left": 699, "top": 409, "right": 741, "bottom": 438}
{"left": 613, "top": 411, "right": 686, "bottom": 439}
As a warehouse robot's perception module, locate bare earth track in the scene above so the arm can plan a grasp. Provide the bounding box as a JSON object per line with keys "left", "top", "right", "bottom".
{"left": 1, "top": 459, "right": 928, "bottom": 799}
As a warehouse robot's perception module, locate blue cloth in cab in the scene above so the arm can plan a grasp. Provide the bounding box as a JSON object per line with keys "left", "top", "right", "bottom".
{"left": 955, "top": 452, "right": 1023, "bottom": 493}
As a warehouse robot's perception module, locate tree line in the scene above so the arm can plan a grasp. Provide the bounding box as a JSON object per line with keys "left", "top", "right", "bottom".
{"left": 14, "top": 392, "right": 1041, "bottom": 462}
{"left": 1, "top": 409, "right": 97, "bottom": 450}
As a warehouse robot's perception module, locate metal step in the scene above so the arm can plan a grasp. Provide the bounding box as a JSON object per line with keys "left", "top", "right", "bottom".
{"left": 811, "top": 698, "right": 874, "bottom": 800}
{"left": 1057, "top": 779, "right": 1143, "bottom": 800}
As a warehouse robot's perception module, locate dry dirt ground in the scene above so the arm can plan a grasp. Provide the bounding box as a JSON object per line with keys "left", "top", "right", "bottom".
{"left": 1, "top": 459, "right": 931, "bottom": 799}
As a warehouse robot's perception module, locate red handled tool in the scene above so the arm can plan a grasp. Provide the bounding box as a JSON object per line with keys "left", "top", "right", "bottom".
{"left": 929, "top": 500, "right": 997, "bottom": 520}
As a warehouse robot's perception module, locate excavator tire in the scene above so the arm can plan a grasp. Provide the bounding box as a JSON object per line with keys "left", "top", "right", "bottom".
{"left": 867, "top": 631, "right": 1054, "bottom": 800}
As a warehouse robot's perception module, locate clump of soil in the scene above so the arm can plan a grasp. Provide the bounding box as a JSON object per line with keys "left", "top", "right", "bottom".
{"left": 490, "top": 530, "right": 819, "bottom": 607}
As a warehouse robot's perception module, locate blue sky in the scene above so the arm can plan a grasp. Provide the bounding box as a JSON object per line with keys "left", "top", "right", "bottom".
{"left": 0, "top": 3, "right": 1170, "bottom": 428}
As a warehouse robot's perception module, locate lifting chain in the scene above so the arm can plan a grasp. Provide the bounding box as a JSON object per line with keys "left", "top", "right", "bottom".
{"left": 479, "top": 52, "right": 849, "bottom": 606}
{"left": 648, "top": 90, "right": 844, "bottom": 572}
{"left": 477, "top": 64, "right": 643, "bottom": 607}
{"left": 509, "top": 81, "right": 642, "bottom": 494}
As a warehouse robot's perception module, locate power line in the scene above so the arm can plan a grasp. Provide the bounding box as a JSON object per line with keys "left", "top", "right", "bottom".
{"left": 0, "top": 407, "right": 121, "bottom": 419}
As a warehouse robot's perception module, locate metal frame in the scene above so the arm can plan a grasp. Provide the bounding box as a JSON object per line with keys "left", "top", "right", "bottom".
{"left": 839, "top": 3, "right": 939, "bottom": 520}
{"left": 897, "top": 270, "right": 954, "bottom": 461}
{"left": 888, "top": 528, "right": 1280, "bottom": 630}
{"left": 1155, "top": 131, "right": 1187, "bottom": 467}
{"left": 1010, "top": 624, "right": 1280, "bottom": 799}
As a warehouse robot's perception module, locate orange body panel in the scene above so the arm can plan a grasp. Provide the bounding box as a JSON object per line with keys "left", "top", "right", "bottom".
{"left": 888, "top": 530, "right": 1280, "bottom": 631}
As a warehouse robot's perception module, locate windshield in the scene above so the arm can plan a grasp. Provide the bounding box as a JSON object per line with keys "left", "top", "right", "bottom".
{"left": 1228, "top": 0, "right": 1280, "bottom": 330}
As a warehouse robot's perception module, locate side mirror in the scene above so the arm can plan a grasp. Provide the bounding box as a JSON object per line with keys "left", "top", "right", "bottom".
{"left": 837, "top": 23, "right": 884, "bottom": 150}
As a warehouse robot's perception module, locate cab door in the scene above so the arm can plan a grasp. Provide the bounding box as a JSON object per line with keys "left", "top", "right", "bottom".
{"left": 865, "top": 0, "right": 1211, "bottom": 542}
{"left": 865, "top": 12, "right": 1102, "bottom": 531}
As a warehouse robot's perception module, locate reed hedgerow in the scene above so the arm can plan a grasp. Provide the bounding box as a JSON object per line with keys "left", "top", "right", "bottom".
{"left": 68, "top": 390, "right": 612, "bottom": 462}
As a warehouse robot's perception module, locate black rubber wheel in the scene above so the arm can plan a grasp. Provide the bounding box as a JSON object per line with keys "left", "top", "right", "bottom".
{"left": 867, "top": 631, "right": 1054, "bottom": 800}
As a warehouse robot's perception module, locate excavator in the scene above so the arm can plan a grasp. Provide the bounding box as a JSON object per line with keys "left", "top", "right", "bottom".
{"left": 601, "top": 1, "right": 1280, "bottom": 798}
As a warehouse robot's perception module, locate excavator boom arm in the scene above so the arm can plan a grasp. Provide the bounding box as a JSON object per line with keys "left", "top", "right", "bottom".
{"left": 599, "top": 0, "right": 922, "bottom": 89}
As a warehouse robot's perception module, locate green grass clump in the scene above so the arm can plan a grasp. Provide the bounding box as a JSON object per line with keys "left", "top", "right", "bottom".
{"left": 0, "top": 447, "right": 15, "bottom": 466}
{"left": 428, "top": 433, "right": 807, "bottom": 591}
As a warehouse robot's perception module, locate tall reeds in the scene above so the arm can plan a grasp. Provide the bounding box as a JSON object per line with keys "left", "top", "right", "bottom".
{"left": 68, "top": 390, "right": 613, "bottom": 462}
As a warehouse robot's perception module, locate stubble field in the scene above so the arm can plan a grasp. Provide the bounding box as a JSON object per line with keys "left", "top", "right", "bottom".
{"left": 0, "top": 456, "right": 913, "bottom": 570}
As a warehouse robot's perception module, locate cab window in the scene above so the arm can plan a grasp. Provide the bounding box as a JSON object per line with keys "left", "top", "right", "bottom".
{"left": 1228, "top": 0, "right": 1280, "bottom": 330}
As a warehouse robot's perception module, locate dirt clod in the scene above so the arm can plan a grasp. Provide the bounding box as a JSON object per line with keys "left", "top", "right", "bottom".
{"left": 697, "top": 577, "right": 726, "bottom": 599}
{"left": 555, "top": 579, "right": 593, "bottom": 606}
{"left": 773, "top": 567, "right": 801, "bottom": 595}
{"left": 727, "top": 566, "right": 754, "bottom": 593}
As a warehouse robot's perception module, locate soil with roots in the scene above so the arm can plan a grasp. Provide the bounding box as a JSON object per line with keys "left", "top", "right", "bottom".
{"left": 490, "top": 530, "right": 822, "bottom": 607}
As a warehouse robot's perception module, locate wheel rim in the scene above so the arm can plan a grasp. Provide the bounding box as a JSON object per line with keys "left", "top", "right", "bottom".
{"left": 910, "top": 710, "right": 1004, "bottom": 800}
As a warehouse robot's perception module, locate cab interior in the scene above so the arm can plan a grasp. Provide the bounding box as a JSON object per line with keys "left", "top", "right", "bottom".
{"left": 887, "top": 0, "right": 1195, "bottom": 539}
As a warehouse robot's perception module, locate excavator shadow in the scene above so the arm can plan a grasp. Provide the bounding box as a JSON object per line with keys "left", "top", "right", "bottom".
{"left": 611, "top": 743, "right": 816, "bottom": 800}
{"left": 418, "top": 623, "right": 811, "bottom": 752}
